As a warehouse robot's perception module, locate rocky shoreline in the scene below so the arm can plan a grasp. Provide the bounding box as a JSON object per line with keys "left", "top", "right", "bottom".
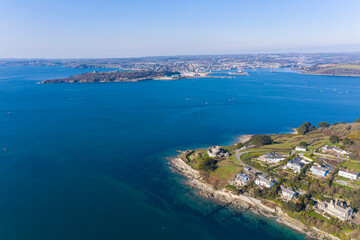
{"left": 169, "top": 155, "right": 340, "bottom": 240}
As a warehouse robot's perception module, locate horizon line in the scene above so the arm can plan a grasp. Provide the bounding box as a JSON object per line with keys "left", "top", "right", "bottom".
{"left": 1, "top": 50, "right": 360, "bottom": 60}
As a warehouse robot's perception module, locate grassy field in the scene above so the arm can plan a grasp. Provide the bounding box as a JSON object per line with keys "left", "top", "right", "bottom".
{"left": 341, "top": 160, "right": 360, "bottom": 171}
{"left": 205, "top": 160, "right": 242, "bottom": 189}
{"left": 338, "top": 65, "right": 360, "bottom": 69}
{"left": 308, "top": 211, "right": 329, "bottom": 221}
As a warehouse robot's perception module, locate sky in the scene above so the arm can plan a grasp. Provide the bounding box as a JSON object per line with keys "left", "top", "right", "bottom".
{"left": 1, "top": 0, "right": 360, "bottom": 58}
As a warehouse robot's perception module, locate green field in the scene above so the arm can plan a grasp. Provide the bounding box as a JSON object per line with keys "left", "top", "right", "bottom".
{"left": 341, "top": 160, "right": 360, "bottom": 171}
{"left": 308, "top": 211, "right": 329, "bottom": 221}
{"left": 207, "top": 160, "right": 242, "bottom": 188}
{"left": 338, "top": 65, "right": 360, "bottom": 69}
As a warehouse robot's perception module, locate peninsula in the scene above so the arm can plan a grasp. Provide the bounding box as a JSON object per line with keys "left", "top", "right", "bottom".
{"left": 296, "top": 64, "right": 360, "bottom": 77}
{"left": 39, "top": 70, "right": 181, "bottom": 84}
{"left": 39, "top": 69, "right": 235, "bottom": 84}
{"left": 171, "top": 120, "right": 360, "bottom": 240}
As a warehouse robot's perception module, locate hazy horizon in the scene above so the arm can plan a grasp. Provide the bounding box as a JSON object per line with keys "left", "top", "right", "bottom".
{"left": 1, "top": 0, "right": 360, "bottom": 58}
{"left": 1, "top": 47, "right": 360, "bottom": 60}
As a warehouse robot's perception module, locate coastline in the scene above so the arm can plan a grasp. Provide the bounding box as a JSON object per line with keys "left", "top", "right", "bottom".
{"left": 168, "top": 148, "right": 340, "bottom": 240}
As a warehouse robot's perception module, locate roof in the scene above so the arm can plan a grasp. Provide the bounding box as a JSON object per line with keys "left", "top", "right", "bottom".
{"left": 311, "top": 165, "right": 328, "bottom": 173}
{"left": 282, "top": 188, "right": 296, "bottom": 195}
{"left": 287, "top": 157, "right": 305, "bottom": 167}
{"left": 339, "top": 168, "right": 359, "bottom": 175}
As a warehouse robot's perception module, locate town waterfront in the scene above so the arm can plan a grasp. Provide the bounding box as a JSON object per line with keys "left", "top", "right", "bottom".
{"left": 1, "top": 66, "right": 360, "bottom": 239}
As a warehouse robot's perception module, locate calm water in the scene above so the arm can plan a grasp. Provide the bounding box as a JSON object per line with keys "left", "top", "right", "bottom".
{"left": 1, "top": 66, "right": 360, "bottom": 240}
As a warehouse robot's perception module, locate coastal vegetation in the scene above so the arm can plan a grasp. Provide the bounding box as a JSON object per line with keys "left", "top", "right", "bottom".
{"left": 40, "top": 70, "right": 181, "bottom": 84}
{"left": 299, "top": 64, "right": 360, "bottom": 77}
{"left": 249, "top": 135, "right": 273, "bottom": 146}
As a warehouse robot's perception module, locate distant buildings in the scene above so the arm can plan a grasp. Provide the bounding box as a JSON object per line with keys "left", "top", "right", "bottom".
{"left": 295, "top": 146, "right": 307, "bottom": 152}
{"left": 317, "top": 199, "right": 354, "bottom": 221}
{"left": 255, "top": 175, "right": 276, "bottom": 188}
{"left": 310, "top": 165, "right": 329, "bottom": 177}
{"left": 285, "top": 157, "right": 305, "bottom": 173}
{"left": 321, "top": 145, "right": 350, "bottom": 157}
{"left": 258, "top": 152, "right": 286, "bottom": 164}
{"left": 338, "top": 168, "right": 359, "bottom": 180}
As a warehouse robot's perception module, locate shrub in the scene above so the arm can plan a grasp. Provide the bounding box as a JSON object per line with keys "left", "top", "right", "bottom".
{"left": 198, "top": 157, "right": 218, "bottom": 172}
{"left": 343, "top": 138, "right": 352, "bottom": 145}
{"left": 297, "top": 122, "right": 315, "bottom": 135}
{"left": 329, "top": 135, "right": 340, "bottom": 143}
{"left": 250, "top": 135, "right": 273, "bottom": 146}
{"left": 236, "top": 142, "right": 244, "bottom": 149}
{"left": 318, "top": 122, "right": 330, "bottom": 129}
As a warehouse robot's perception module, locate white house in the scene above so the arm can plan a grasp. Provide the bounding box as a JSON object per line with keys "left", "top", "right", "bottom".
{"left": 234, "top": 173, "right": 249, "bottom": 185}
{"left": 285, "top": 157, "right": 305, "bottom": 173}
{"left": 310, "top": 165, "right": 329, "bottom": 177}
{"left": 282, "top": 188, "right": 297, "bottom": 200}
{"left": 255, "top": 175, "right": 276, "bottom": 188}
{"left": 295, "top": 146, "right": 307, "bottom": 152}
{"left": 321, "top": 145, "right": 349, "bottom": 157}
{"left": 318, "top": 199, "right": 354, "bottom": 221}
{"left": 338, "top": 168, "right": 359, "bottom": 180}
{"left": 258, "top": 152, "right": 286, "bottom": 164}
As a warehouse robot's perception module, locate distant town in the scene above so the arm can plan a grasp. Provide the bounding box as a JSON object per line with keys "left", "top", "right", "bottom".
{"left": 2, "top": 52, "right": 360, "bottom": 77}
{"left": 172, "top": 120, "right": 360, "bottom": 240}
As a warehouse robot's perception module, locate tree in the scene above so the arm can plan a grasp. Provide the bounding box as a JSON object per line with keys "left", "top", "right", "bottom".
{"left": 332, "top": 122, "right": 339, "bottom": 126}
{"left": 198, "top": 157, "right": 218, "bottom": 172}
{"left": 297, "top": 122, "right": 315, "bottom": 135}
{"left": 299, "top": 141, "right": 308, "bottom": 147}
{"left": 250, "top": 135, "right": 273, "bottom": 146}
{"left": 253, "top": 188, "right": 263, "bottom": 198}
{"left": 318, "top": 122, "right": 330, "bottom": 129}
{"left": 329, "top": 135, "right": 340, "bottom": 143}
{"left": 343, "top": 138, "right": 352, "bottom": 145}
{"left": 236, "top": 142, "right": 244, "bottom": 149}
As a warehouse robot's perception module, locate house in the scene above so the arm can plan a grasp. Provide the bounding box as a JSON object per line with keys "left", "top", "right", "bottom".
{"left": 338, "top": 168, "right": 359, "bottom": 180}
{"left": 234, "top": 173, "right": 249, "bottom": 185}
{"left": 285, "top": 157, "right": 305, "bottom": 173}
{"left": 295, "top": 146, "right": 307, "bottom": 152}
{"left": 258, "top": 152, "right": 286, "bottom": 163}
{"left": 310, "top": 165, "right": 329, "bottom": 177}
{"left": 321, "top": 145, "right": 349, "bottom": 157}
{"left": 282, "top": 188, "right": 297, "bottom": 200}
{"left": 255, "top": 175, "right": 276, "bottom": 188}
{"left": 317, "top": 199, "right": 354, "bottom": 221}
{"left": 244, "top": 166, "right": 251, "bottom": 172}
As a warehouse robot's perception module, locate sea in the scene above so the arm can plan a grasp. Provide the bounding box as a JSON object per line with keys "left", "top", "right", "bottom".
{"left": 1, "top": 66, "right": 360, "bottom": 240}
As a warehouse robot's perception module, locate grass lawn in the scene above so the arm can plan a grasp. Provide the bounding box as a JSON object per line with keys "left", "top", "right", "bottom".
{"left": 338, "top": 65, "right": 360, "bottom": 69}
{"left": 228, "top": 154, "right": 241, "bottom": 165}
{"left": 206, "top": 160, "right": 241, "bottom": 188}
{"left": 308, "top": 211, "right": 329, "bottom": 221}
{"left": 342, "top": 160, "right": 360, "bottom": 172}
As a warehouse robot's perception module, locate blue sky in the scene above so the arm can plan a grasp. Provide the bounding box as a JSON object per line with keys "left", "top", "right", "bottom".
{"left": 1, "top": 0, "right": 360, "bottom": 58}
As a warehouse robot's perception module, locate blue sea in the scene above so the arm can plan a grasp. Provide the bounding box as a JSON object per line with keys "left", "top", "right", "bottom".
{"left": 1, "top": 66, "right": 360, "bottom": 240}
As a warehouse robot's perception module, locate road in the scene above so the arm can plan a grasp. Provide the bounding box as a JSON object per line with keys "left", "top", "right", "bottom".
{"left": 313, "top": 152, "right": 349, "bottom": 161}
{"left": 235, "top": 150, "right": 250, "bottom": 167}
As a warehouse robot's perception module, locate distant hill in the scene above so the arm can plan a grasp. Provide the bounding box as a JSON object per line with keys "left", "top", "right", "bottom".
{"left": 300, "top": 64, "right": 360, "bottom": 76}
{"left": 40, "top": 70, "right": 180, "bottom": 84}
